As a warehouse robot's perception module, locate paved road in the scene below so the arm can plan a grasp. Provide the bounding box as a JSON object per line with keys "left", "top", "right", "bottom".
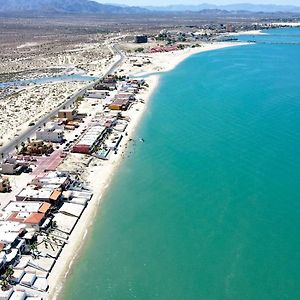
{"left": 0, "top": 44, "right": 125, "bottom": 158}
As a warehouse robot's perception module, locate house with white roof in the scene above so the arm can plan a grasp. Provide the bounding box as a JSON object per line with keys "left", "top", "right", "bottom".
{"left": 36, "top": 123, "right": 64, "bottom": 143}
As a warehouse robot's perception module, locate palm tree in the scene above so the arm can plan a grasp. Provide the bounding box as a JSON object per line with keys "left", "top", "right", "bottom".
{"left": 30, "top": 241, "right": 38, "bottom": 251}
{"left": 0, "top": 278, "right": 9, "bottom": 291}
{"left": 50, "top": 220, "right": 58, "bottom": 230}
{"left": 29, "top": 242, "right": 38, "bottom": 258}
{"left": 5, "top": 266, "right": 13, "bottom": 280}
{"left": 0, "top": 266, "right": 14, "bottom": 291}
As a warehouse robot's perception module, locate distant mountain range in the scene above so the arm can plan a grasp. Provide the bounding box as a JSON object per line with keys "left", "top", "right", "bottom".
{"left": 0, "top": 0, "right": 299, "bottom": 15}
{"left": 0, "top": 0, "right": 147, "bottom": 14}
{"left": 146, "top": 3, "right": 300, "bottom": 13}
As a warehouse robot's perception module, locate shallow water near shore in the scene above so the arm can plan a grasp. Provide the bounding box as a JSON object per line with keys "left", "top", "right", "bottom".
{"left": 0, "top": 74, "right": 97, "bottom": 88}
{"left": 61, "top": 28, "right": 300, "bottom": 300}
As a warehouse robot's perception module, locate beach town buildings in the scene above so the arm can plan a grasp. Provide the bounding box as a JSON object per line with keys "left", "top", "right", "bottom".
{"left": 0, "top": 158, "right": 19, "bottom": 175}
{"left": 0, "top": 170, "right": 92, "bottom": 298}
{"left": 0, "top": 157, "right": 28, "bottom": 175}
{"left": 94, "top": 82, "right": 117, "bottom": 91}
{"left": 4, "top": 201, "right": 51, "bottom": 231}
{"left": 103, "top": 75, "right": 117, "bottom": 84}
{"left": 109, "top": 99, "right": 131, "bottom": 111}
{"left": 94, "top": 75, "right": 117, "bottom": 91}
{"left": 32, "top": 171, "right": 71, "bottom": 190}
{"left": 0, "top": 221, "right": 27, "bottom": 268}
{"left": 36, "top": 123, "right": 64, "bottom": 143}
{"left": 0, "top": 200, "right": 52, "bottom": 275}
{"left": 19, "top": 140, "right": 54, "bottom": 156}
{"left": 58, "top": 109, "right": 77, "bottom": 121}
{"left": 86, "top": 89, "right": 110, "bottom": 99}
{"left": 72, "top": 125, "right": 107, "bottom": 154}
{"left": 0, "top": 176, "right": 11, "bottom": 193}
{"left": 116, "top": 92, "right": 135, "bottom": 101}
{"left": 16, "top": 186, "right": 62, "bottom": 204}
{"left": 109, "top": 92, "right": 135, "bottom": 111}
{"left": 0, "top": 72, "right": 146, "bottom": 297}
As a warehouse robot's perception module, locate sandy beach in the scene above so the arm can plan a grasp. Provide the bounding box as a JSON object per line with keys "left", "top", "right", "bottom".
{"left": 46, "top": 40, "right": 247, "bottom": 300}
{"left": 271, "top": 22, "right": 300, "bottom": 27}
{"left": 1, "top": 11, "right": 299, "bottom": 299}
{"left": 120, "top": 42, "right": 248, "bottom": 78}
{"left": 225, "top": 29, "right": 266, "bottom": 36}
{"left": 48, "top": 74, "right": 159, "bottom": 299}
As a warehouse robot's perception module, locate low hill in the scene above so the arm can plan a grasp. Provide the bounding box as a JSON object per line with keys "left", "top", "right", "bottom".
{"left": 146, "top": 3, "right": 300, "bottom": 13}
{"left": 0, "top": 0, "right": 147, "bottom": 14}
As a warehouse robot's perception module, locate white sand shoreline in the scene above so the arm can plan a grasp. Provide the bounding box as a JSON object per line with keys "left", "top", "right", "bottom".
{"left": 225, "top": 29, "right": 266, "bottom": 36}
{"left": 128, "top": 42, "right": 248, "bottom": 78}
{"left": 48, "top": 74, "right": 160, "bottom": 299}
{"left": 48, "top": 41, "right": 248, "bottom": 300}
{"left": 271, "top": 22, "right": 300, "bottom": 27}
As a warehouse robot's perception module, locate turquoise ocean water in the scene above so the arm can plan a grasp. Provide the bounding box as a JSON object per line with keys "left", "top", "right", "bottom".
{"left": 61, "top": 28, "right": 300, "bottom": 300}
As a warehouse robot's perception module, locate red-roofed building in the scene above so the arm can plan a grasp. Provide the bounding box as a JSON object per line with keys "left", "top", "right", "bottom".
{"left": 7, "top": 212, "right": 46, "bottom": 228}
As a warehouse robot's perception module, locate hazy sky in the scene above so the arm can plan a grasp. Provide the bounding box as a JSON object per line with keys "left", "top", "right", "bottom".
{"left": 100, "top": 0, "right": 300, "bottom": 6}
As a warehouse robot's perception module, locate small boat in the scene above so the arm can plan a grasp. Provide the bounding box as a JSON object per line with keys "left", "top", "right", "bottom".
{"left": 139, "top": 138, "right": 145, "bottom": 143}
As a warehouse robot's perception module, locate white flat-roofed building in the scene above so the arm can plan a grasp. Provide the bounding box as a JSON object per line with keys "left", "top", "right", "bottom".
{"left": 5, "top": 248, "right": 19, "bottom": 264}
{"left": 16, "top": 186, "right": 61, "bottom": 203}
{"left": 33, "top": 171, "right": 70, "bottom": 189}
{"left": 52, "top": 213, "right": 78, "bottom": 234}
{"left": 86, "top": 89, "right": 109, "bottom": 99}
{"left": 71, "top": 190, "right": 93, "bottom": 199}
{"left": 20, "top": 272, "right": 36, "bottom": 287}
{"left": 16, "top": 188, "right": 53, "bottom": 202}
{"left": 115, "top": 92, "right": 135, "bottom": 101}
{"left": 0, "top": 221, "right": 26, "bottom": 244}
{"left": 1, "top": 157, "right": 19, "bottom": 175}
{"left": 121, "top": 86, "right": 138, "bottom": 94}
{"left": 0, "top": 287, "right": 13, "bottom": 299}
{"left": 62, "top": 190, "right": 92, "bottom": 202}
{"left": 36, "top": 123, "right": 64, "bottom": 143}
{"left": 4, "top": 201, "right": 51, "bottom": 214}
{"left": 39, "top": 177, "right": 68, "bottom": 187}
{"left": 68, "top": 197, "right": 89, "bottom": 206}
{"left": 8, "top": 291, "right": 27, "bottom": 300}
{"left": 11, "top": 269, "right": 25, "bottom": 284}
{"left": 59, "top": 203, "right": 85, "bottom": 218}
{"left": 33, "top": 277, "right": 48, "bottom": 292}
